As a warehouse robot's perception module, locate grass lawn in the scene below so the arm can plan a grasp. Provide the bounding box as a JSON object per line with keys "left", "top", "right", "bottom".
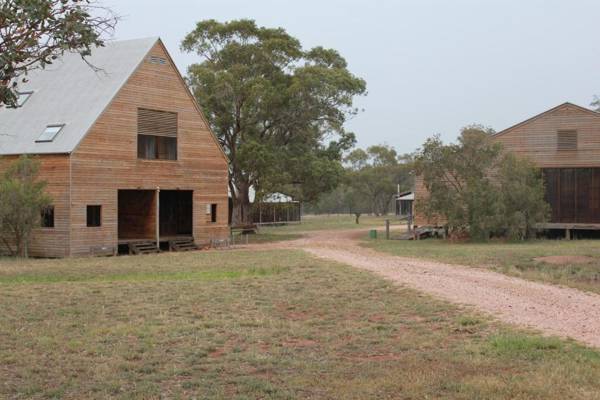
{"left": 2, "top": 250, "right": 600, "bottom": 399}
{"left": 365, "top": 237, "right": 600, "bottom": 294}
{"left": 259, "top": 214, "right": 400, "bottom": 234}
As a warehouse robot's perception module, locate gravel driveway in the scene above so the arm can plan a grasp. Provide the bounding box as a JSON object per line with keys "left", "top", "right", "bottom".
{"left": 251, "top": 228, "right": 600, "bottom": 348}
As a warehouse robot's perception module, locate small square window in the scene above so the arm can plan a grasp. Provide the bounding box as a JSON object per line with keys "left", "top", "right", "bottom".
{"left": 36, "top": 125, "right": 64, "bottom": 142}
{"left": 210, "top": 204, "right": 217, "bottom": 223}
{"left": 87, "top": 205, "right": 101, "bottom": 227}
{"left": 41, "top": 206, "right": 54, "bottom": 228}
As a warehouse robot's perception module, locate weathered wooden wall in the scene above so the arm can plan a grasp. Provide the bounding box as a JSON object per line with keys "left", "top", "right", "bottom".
{"left": 413, "top": 175, "right": 436, "bottom": 227}
{"left": 494, "top": 104, "right": 600, "bottom": 168}
{"left": 0, "top": 155, "right": 71, "bottom": 257}
{"left": 69, "top": 40, "right": 228, "bottom": 256}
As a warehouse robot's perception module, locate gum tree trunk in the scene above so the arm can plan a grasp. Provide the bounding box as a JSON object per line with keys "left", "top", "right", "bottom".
{"left": 231, "top": 183, "right": 252, "bottom": 226}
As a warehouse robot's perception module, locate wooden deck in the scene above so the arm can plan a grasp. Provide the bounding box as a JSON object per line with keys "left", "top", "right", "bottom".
{"left": 536, "top": 223, "right": 600, "bottom": 231}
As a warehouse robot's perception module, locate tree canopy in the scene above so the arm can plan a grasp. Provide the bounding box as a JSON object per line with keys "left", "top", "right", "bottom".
{"left": 345, "top": 145, "right": 413, "bottom": 217}
{"left": 307, "top": 144, "right": 413, "bottom": 222}
{"left": 0, "top": 0, "right": 117, "bottom": 107}
{"left": 182, "top": 19, "right": 366, "bottom": 224}
{"left": 591, "top": 95, "right": 600, "bottom": 111}
{"left": 415, "top": 125, "right": 548, "bottom": 240}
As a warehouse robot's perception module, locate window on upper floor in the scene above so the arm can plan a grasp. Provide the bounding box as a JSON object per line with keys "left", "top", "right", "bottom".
{"left": 137, "top": 108, "right": 177, "bottom": 160}
{"left": 557, "top": 130, "right": 578, "bottom": 151}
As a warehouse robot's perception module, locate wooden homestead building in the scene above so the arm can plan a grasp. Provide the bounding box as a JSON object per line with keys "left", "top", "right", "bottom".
{"left": 415, "top": 102, "right": 600, "bottom": 236}
{"left": 0, "top": 38, "right": 229, "bottom": 257}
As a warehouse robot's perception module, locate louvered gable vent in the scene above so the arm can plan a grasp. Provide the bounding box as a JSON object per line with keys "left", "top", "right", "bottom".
{"left": 557, "top": 130, "right": 577, "bottom": 151}
{"left": 148, "top": 55, "right": 167, "bottom": 65}
{"left": 138, "top": 108, "right": 177, "bottom": 137}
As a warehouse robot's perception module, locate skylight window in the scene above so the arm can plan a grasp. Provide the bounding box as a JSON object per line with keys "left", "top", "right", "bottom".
{"left": 36, "top": 125, "right": 64, "bottom": 143}
{"left": 7, "top": 91, "right": 33, "bottom": 108}
{"left": 16, "top": 91, "right": 33, "bottom": 107}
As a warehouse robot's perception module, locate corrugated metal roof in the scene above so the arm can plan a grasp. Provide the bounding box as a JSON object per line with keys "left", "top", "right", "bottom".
{"left": 398, "top": 192, "right": 414, "bottom": 201}
{"left": 0, "top": 37, "right": 159, "bottom": 155}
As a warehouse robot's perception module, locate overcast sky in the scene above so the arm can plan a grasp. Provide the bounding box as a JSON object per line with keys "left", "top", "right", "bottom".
{"left": 105, "top": 0, "right": 600, "bottom": 155}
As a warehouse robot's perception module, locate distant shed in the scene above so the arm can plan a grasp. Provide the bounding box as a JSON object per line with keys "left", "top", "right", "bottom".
{"left": 251, "top": 192, "right": 302, "bottom": 225}
{"left": 396, "top": 191, "right": 414, "bottom": 218}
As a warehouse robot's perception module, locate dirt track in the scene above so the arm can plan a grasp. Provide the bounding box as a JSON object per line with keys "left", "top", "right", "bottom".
{"left": 250, "top": 228, "right": 600, "bottom": 348}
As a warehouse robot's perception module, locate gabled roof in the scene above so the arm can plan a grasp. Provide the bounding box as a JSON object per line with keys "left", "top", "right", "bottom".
{"left": 0, "top": 37, "right": 159, "bottom": 155}
{"left": 493, "top": 102, "right": 600, "bottom": 138}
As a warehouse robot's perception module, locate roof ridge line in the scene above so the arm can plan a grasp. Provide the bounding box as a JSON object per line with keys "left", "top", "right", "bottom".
{"left": 493, "top": 102, "right": 600, "bottom": 138}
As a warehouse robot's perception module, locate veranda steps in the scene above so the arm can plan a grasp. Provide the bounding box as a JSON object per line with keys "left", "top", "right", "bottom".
{"left": 169, "top": 238, "right": 199, "bottom": 252}
{"left": 128, "top": 241, "right": 161, "bottom": 255}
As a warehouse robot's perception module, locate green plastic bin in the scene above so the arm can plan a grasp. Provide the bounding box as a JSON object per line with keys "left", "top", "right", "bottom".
{"left": 369, "top": 229, "right": 377, "bottom": 239}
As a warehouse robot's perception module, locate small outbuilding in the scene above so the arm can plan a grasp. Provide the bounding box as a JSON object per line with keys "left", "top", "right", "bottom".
{"left": 251, "top": 192, "right": 302, "bottom": 225}
{"left": 395, "top": 191, "right": 414, "bottom": 218}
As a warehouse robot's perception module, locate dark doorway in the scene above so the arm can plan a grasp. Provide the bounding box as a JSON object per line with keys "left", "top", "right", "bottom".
{"left": 159, "top": 190, "right": 193, "bottom": 237}
{"left": 543, "top": 168, "right": 600, "bottom": 223}
{"left": 118, "top": 190, "right": 156, "bottom": 240}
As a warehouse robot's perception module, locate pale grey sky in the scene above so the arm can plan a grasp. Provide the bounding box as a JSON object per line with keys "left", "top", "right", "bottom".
{"left": 105, "top": 0, "right": 600, "bottom": 154}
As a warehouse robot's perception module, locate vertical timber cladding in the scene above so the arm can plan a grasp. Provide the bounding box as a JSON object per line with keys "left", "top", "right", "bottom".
{"left": 543, "top": 168, "right": 600, "bottom": 224}
{"left": 69, "top": 40, "right": 229, "bottom": 256}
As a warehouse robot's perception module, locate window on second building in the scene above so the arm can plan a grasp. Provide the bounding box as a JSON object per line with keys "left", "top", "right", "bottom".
{"left": 137, "top": 108, "right": 178, "bottom": 160}
{"left": 41, "top": 206, "right": 54, "bottom": 228}
{"left": 557, "top": 130, "right": 578, "bottom": 151}
{"left": 86, "top": 205, "right": 102, "bottom": 227}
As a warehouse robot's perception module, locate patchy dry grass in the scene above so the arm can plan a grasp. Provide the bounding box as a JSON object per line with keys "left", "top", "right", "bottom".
{"left": 261, "top": 214, "right": 397, "bottom": 233}
{"left": 230, "top": 231, "right": 302, "bottom": 245}
{"left": 234, "top": 214, "right": 397, "bottom": 244}
{"left": 365, "top": 238, "right": 600, "bottom": 294}
{"left": 1, "top": 249, "right": 600, "bottom": 399}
